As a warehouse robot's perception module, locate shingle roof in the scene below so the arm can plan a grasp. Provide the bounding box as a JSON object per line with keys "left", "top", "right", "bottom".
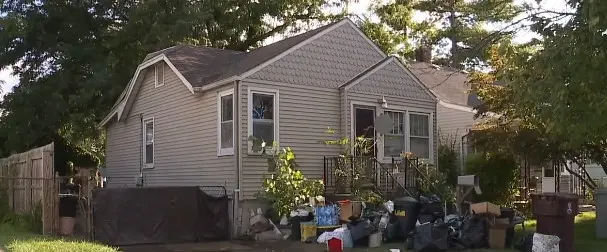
{"left": 143, "top": 20, "right": 340, "bottom": 87}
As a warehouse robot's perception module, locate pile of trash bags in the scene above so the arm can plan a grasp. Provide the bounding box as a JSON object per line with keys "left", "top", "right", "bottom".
{"left": 408, "top": 213, "right": 490, "bottom": 251}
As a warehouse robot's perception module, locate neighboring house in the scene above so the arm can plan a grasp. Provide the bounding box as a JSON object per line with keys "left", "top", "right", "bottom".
{"left": 99, "top": 18, "right": 437, "bottom": 232}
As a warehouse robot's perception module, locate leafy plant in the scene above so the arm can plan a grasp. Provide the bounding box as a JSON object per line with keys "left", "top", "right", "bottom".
{"left": 465, "top": 151, "right": 518, "bottom": 205}
{"left": 258, "top": 146, "right": 324, "bottom": 218}
{"left": 416, "top": 162, "right": 456, "bottom": 204}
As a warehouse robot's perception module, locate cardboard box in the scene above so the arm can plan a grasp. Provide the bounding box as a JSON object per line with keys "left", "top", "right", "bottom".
{"left": 470, "top": 202, "right": 501, "bottom": 216}
{"left": 488, "top": 218, "right": 511, "bottom": 249}
{"left": 338, "top": 201, "right": 362, "bottom": 221}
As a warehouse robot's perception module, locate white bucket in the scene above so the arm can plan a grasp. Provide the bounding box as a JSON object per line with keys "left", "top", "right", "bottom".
{"left": 368, "top": 232, "right": 382, "bottom": 248}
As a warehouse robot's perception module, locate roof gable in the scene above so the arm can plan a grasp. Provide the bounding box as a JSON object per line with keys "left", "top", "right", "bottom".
{"left": 342, "top": 57, "right": 436, "bottom": 101}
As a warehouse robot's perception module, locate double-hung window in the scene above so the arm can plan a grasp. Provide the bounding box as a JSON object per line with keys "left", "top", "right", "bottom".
{"left": 409, "top": 113, "right": 431, "bottom": 159}
{"left": 381, "top": 111, "right": 432, "bottom": 161}
{"left": 383, "top": 111, "right": 406, "bottom": 157}
{"left": 218, "top": 89, "right": 234, "bottom": 156}
{"left": 248, "top": 88, "right": 279, "bottom": 153}
{"left": 143, "top": 118, "right": 154, "bottom": 168}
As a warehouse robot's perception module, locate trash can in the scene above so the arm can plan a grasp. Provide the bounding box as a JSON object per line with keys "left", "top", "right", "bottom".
{"left": 531, "top": 193, "right": 579, "bottom": 252}
{"left": 595, "top": 189, "right": 607, "bottom": 239}
{"left": 500, "top": 207, "right": 515, "bottom": 248}
{"left": 393, "top": 196, "right": 420, "bottom": 238}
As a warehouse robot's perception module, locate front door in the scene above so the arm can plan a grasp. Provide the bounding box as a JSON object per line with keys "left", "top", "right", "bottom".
{"left": 542, "top": 165, "right": 556, "bottom": 193}
{"left": 353, "top": 106, "right": 376, "bottom": 156}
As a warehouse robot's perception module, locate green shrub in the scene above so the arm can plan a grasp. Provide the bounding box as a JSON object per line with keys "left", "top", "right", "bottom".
{"left": 465, "top": 151, "right": 518, "bottom": 205}
{"left": 259, "top": 147, "right": 324, "bottom": 218}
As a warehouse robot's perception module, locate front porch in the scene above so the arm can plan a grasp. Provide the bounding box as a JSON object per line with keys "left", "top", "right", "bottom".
{"left": 321, "top": 156, "right": 422, "bottom": 200}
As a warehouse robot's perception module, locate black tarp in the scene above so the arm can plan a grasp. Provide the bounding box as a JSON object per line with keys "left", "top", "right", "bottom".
{"left": 92, "top": 186, "right": 230, "bottom": 246}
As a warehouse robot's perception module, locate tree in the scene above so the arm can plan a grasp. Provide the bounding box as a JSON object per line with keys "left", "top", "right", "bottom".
{"left": 363, "top": 0, "right": 520, "bottom": 68}
{"left": 0, "top": 0, "right": 350, "bottom": 167}
{"left": 506, "top": 0, "right": 607, "bottom": 175}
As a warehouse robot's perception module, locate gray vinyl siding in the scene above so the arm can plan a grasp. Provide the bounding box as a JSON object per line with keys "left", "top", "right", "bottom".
{"left": 346, "top": 92, "right": 438, "bottom": 164}
{"left": 105, "top": 62, "right": 237, "bottom": 192}
{"left": 436, "top": 104, "right": 475, "bottom": 154}
{"left": 239, "top": 22, "right": 385, "bottom": 199}
{"left": 350, "top": 60, "right": 434, "bottom": 101}
{"left": 239, "top": 80, "right": 342, "bottom": 199}
{"left": 249, "top": 22, "right": 385, "bottom": 89}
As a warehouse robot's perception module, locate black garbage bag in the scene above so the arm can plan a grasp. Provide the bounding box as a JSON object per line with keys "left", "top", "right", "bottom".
{"left": 347, "top": 219, "right": 374, "bottom": 243}
{"left": 458, "top": 215, "right": 488, "bottom": 249}
{"left": 413, "top": 222, "right": 449, "bottom": 252}
{"left": 514, "top": 233, "right": 534, "bottom": 252}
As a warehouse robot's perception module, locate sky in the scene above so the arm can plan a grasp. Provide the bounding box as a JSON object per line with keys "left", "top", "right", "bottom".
{"left": 0, "top": 0, "right": 570, "bottom": 96}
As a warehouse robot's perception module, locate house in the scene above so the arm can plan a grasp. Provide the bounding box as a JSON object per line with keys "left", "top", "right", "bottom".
{"left": 98, "top": 18, "right": 437, "bottom": 232}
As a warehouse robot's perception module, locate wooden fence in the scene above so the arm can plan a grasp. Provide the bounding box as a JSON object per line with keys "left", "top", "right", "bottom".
{"left": 0, "top": 143, "right": 58, "bottom": 235}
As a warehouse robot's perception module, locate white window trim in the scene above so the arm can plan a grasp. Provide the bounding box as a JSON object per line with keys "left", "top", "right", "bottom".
{"left": 376, "top": 106, "right": 434, "bottom": 164}
{"left": 154, "top": 63, "right": 164, "bottom": 88}
{"left": 247, "top": 87, "right": 279, "bottom": 155}
{"left": 142, "top": 117, "right": 155, "bottom": 169}
{"left": 217, "top": 89, "right": 235, "bottom": 156}
{"left": 382, "top": 110, "right": 406, "bottom": 160}
{"left": 408, "top": 111, "right": 433, "bottom": 163}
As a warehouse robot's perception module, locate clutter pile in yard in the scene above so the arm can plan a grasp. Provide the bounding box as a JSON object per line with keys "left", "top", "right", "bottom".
{"left": 244, "top": 194, "right": 549, "bottom": 251}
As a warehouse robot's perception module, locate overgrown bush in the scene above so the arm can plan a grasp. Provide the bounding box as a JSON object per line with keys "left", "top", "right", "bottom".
{"left": 465, "top": 151, "right": 518, "bottom": 205}
{"left": 259, "top": 147, "right": 324, "bottom": 219}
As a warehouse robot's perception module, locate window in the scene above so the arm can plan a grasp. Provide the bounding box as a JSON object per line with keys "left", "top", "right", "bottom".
{"left": 248, "top": 89, "right": 279, "bottom": 153}
{"left": 409, "top": 113, "right": 430, "bottom": 159}
{"left": 218, "top": 89, "right": 234, "bottom": 156}
{"left": 384, "top": 111, "right": 405, "bottom": 157}
{"left": 155, "top": 63, "right": 164, "bottom": 87}
{"left": 143, "top": 118, "right": 154, "bottom": 168}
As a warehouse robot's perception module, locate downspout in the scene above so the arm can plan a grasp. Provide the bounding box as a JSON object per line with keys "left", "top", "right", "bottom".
{"left": 234, "top": 80, "right": 242, "bottom": 236}
{"left": 138, "top": 113, "right": 144, "bottom": 187}
{"left": 460, "top": 133, "right": 466, "bottom": 174}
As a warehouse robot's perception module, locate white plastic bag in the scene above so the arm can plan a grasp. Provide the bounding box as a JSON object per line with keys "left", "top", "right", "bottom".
{"left": 532, "top": 233, "right": 560, "bottom": 252}
{"left": 384, "top": 200, "right": 395, "bottom": 213}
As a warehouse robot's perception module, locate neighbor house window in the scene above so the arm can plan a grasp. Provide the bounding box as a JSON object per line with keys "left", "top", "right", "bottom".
{"left": 409, "top": 113, "right": 430, "bottom": 159}
{"left": 155, "top": 63, "right": 164, "bottom": 87}
{"left": 218, "top": 89, "right": 234, "bottom": 156}
{"left": 248, "top": 88, "right": 279, "bottom": 153}
{"left": 143, "top": 118, "right": 154, "bottom": 168}
{"left": 384, "top": 111, "right": 405, "bottom": 157}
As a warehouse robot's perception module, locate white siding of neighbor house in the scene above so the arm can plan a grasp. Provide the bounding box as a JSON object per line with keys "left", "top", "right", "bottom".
{"left": 436, "top": 103, "right": 475, "bottom": 154}
{"left": 105, "top": 62, "right": 237, "bottom": 192}
{"left": 239, "top": 22, "right": 386, "bottom": 199}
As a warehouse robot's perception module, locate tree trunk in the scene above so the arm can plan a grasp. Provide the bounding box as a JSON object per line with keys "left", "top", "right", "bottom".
{"left": 448, "top": 2, "right": 458, "bottom": 67}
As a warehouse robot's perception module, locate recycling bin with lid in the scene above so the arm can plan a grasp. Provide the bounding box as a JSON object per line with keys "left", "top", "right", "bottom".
{"left": 531, "top": 193, "right": 579, "bottom": 252}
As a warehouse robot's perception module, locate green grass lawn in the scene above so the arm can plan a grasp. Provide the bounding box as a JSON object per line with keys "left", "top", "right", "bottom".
{"left": 0, "top": 224, "right": 117, "bottom": 252}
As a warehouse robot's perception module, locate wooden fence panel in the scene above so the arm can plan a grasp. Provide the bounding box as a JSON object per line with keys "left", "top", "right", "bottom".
{"left": 0, "top": 143, "right": 55, "bottom": 235}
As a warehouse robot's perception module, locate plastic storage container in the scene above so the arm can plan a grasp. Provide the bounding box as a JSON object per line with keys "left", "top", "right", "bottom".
{"left": 531, "top": 193, "right": 579, "bottom": 252}
{"left": 595, "top": 189, "right": 607, "bottom": 239}
{"left": 393, "top": 196, "right": 420, "bottom": 238}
